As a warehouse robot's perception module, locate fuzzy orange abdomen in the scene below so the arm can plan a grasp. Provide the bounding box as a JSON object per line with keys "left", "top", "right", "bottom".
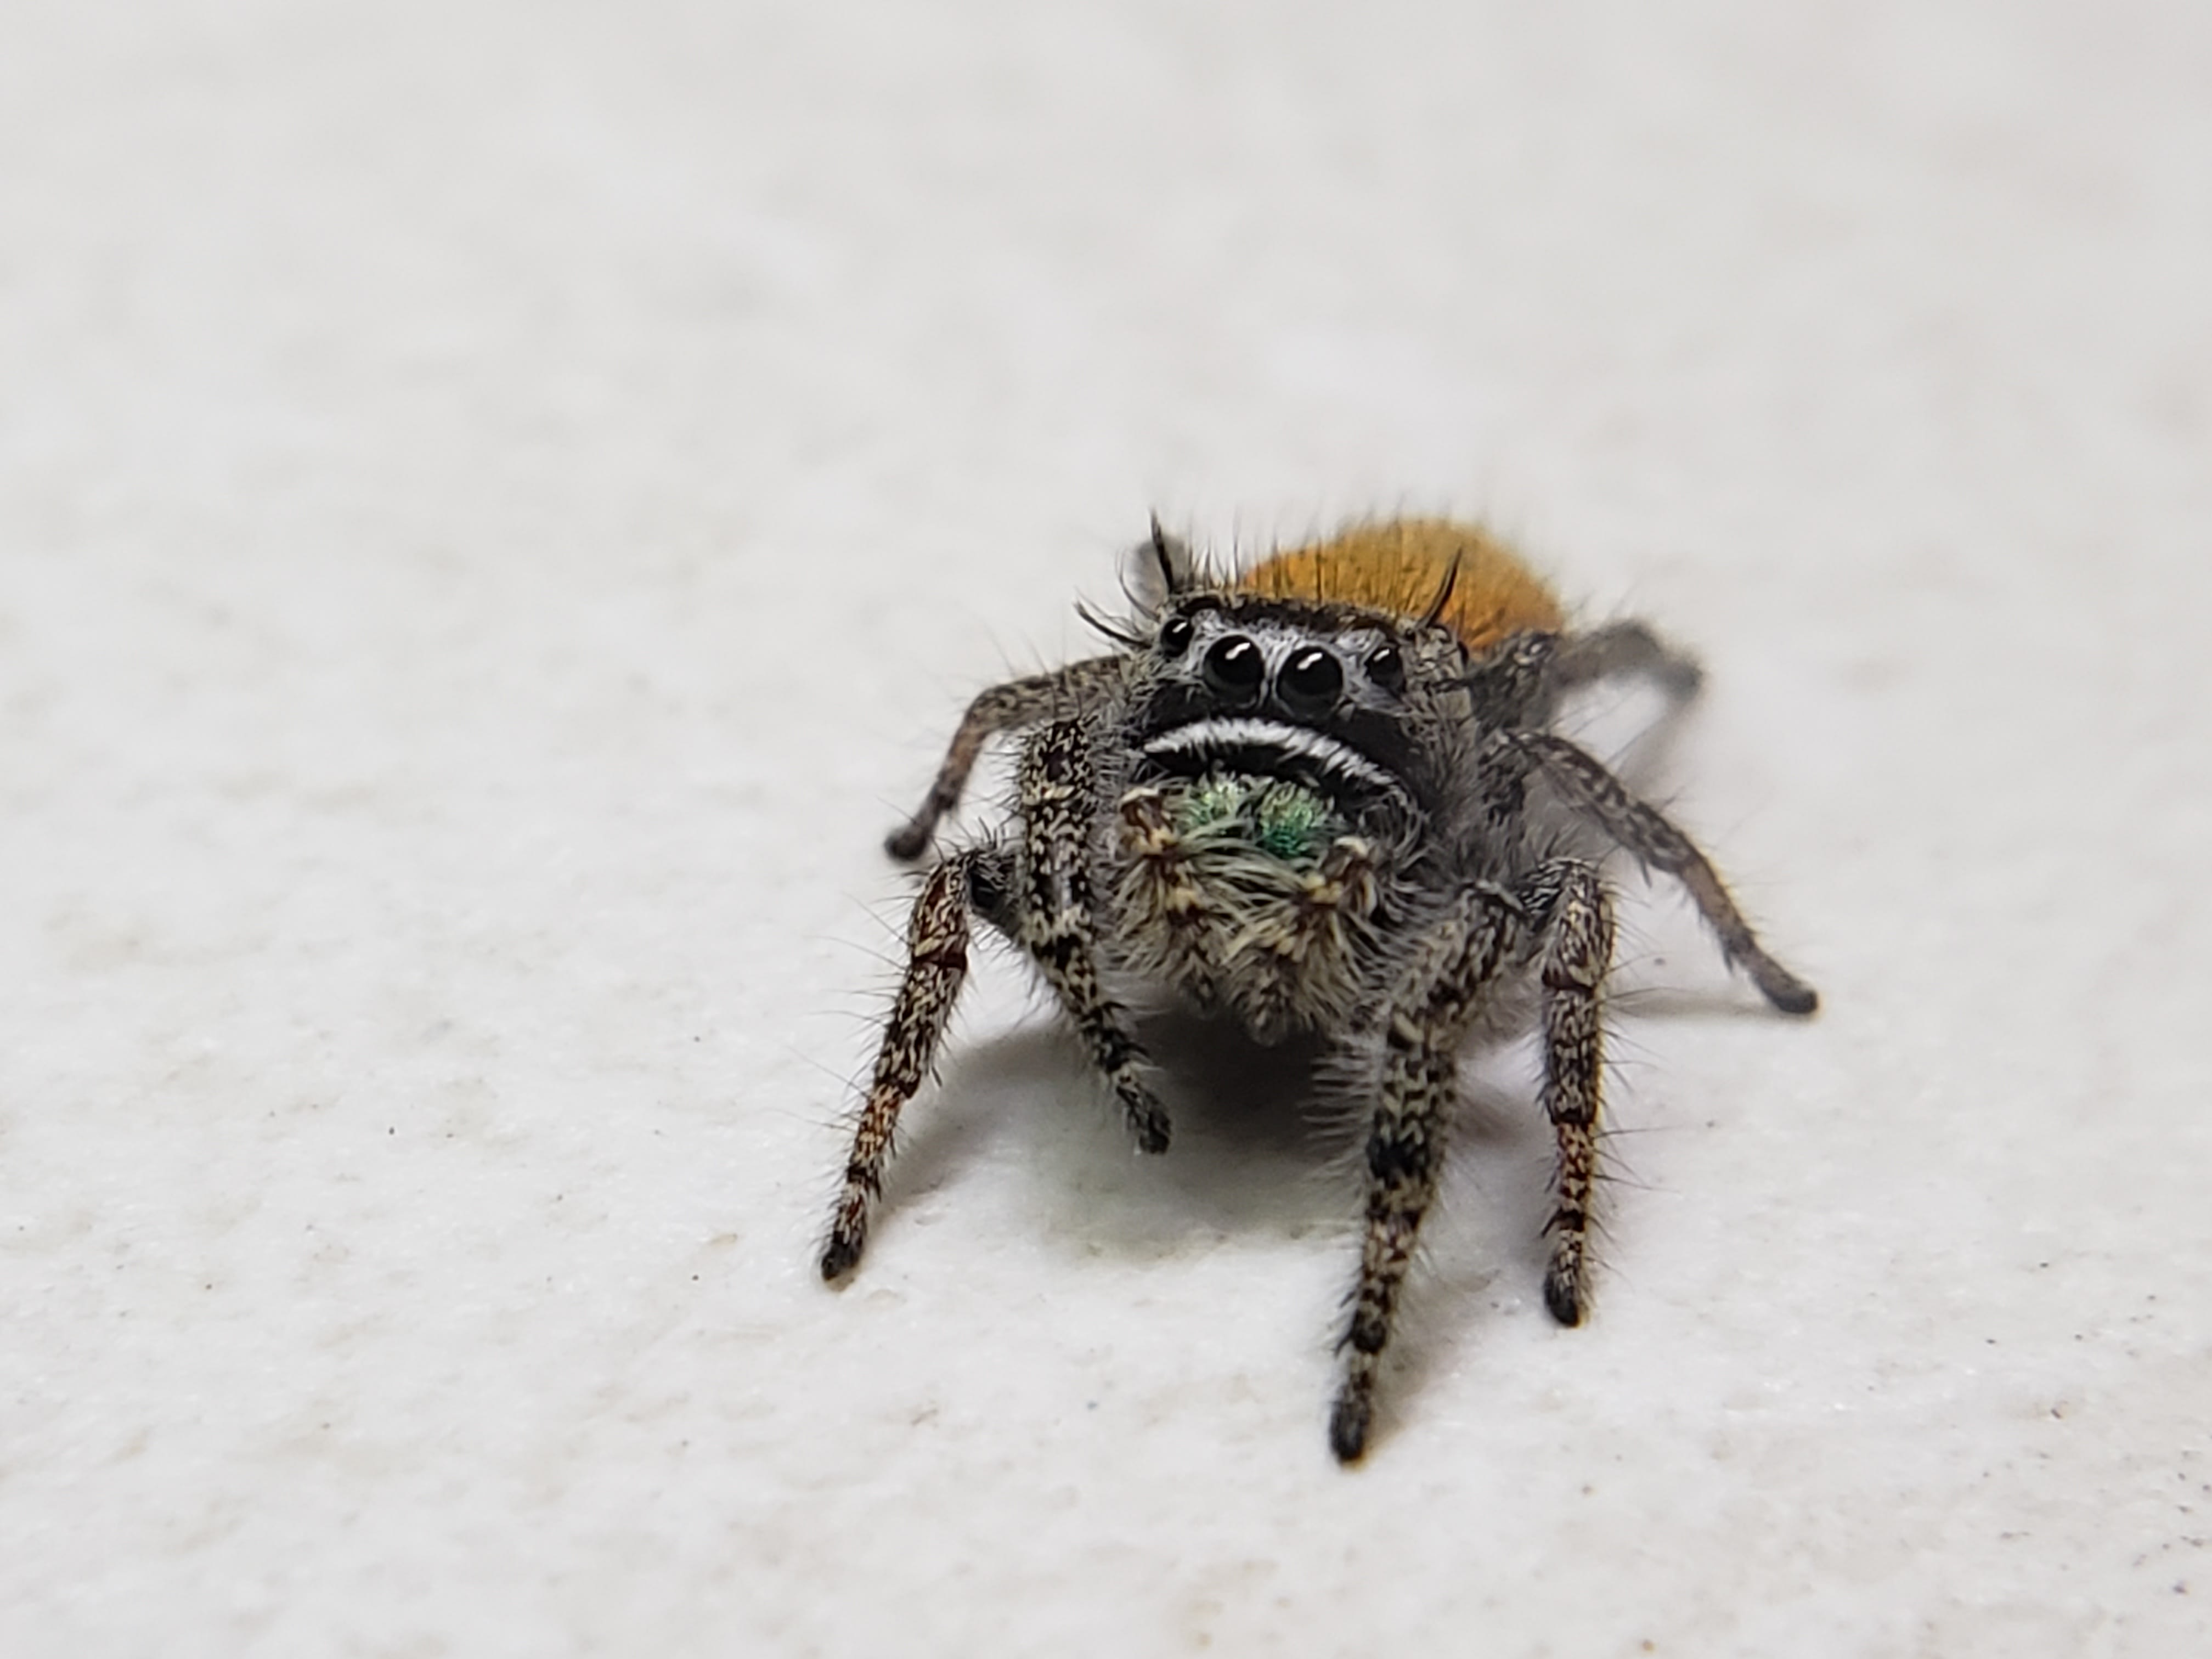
{"left": 1237, "top": 518, "right": 1565, "bottom": 650}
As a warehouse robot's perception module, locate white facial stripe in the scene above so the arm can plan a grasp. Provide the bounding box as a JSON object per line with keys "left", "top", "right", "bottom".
{"left": 1140, "top": 718, "right": 1403, "bottom": 795}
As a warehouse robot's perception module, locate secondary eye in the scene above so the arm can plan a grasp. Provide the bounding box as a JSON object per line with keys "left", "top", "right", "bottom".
{"left": 1158, "top": 614, "right": 1194, "bottom": 658}
{"left": 1366, "top": 642, "right": 1406, "bottom": 693}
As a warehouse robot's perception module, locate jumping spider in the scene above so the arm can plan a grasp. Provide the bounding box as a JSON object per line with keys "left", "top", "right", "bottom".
{"left": 822, "top": 517, "right": 1816, "bottom": 1463}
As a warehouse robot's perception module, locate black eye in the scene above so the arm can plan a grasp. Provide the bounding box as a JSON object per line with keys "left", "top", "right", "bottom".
{"left": 1201, "top": 635, "right": 1265, "bottom": 702}
{"left": 1366, "top": 642, "right": 1406, "bottom": 693}
{"left": 1158, "top": 614, "right": 1194, "bottom": 658}
{"left": 1278, "top": 645, "right": 1344, "bottom": 715}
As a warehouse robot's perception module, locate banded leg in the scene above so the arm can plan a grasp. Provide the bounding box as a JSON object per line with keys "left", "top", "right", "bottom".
{"left": 1018, "top": 721, "right": 1171, "bottom": 1154}
{"left": 1499, "top": 730, "right": 1818, "bottom": 1015}
{"left": 1465, "top": 623, "right": 1701, "bottom": 731}
{"left": 821, "top": 848, "right": 1003, "bottom": 1280}
{"left": 1518, "top": 859, "right": 1616, "bottom": 1325}
{"left": 1462, "top": 631, "right": 1560, "bottom": 729}
{"left": 1333, "top": 884, "right": 1521, "bottom": 1463}
{"left": 885, "top": 656, "right": 1128, "bottom": 860}
{"left": 1553, "top": 619, "right": 1705, "bottom": 703}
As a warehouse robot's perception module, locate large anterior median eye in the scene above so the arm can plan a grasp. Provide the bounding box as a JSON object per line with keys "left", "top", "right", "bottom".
{"left": 1279, "top": 645, "right": 1344, "bottom": 715}
{"left": 1158, "top": 614, "right": 1194, "bottom": 657}
{"left": 1202, "top": 635, "right": 1265, "bottom": 701}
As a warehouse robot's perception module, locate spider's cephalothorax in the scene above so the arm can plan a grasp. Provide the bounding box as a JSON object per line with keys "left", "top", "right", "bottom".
{"left": 823, "top": 517, "right": 1816, "bottom": 1463}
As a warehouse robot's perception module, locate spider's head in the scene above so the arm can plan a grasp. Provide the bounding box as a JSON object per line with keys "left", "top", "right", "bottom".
{"left": 1127, "top": 594, "right": 1455, "bottom": 815}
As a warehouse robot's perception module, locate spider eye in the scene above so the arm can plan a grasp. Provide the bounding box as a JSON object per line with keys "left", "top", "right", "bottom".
{"left": 1158, "top": 614, "right": 1194, "bottom": 658}
{"left": 1366, "top": 642, "right": 1406, "bottom": 693}
{"left": 1278, "top": 645, "right": 1344, "bottom": 715}
{"left": 1201, "top": 635, "right": 1265, "bottom": 703}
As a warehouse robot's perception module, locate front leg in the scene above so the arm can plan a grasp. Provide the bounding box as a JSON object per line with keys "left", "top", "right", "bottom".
{"left": 821, "top": 847, "right": 1010, "bottom": 1280}
{"left": 1333, "top": 884, "right": 1521, "bottom": 1463}
{"left": 885, "top": 656, "right": 1129, "bottom": 860}
{"left": 1017, "top": 720, "right": 1171, "bottom": 1154}
{"left": 1515, "top": 859, "right": 1616, "bottom": 1326}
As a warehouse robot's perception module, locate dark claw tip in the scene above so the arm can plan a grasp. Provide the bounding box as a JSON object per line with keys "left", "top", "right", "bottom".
{"left": 820, "top": 1238, "right": 863, "bottom": 1282}
{"left": 884, "top": 824, "right": 929, "bottom": 862}
{"left": 1329, "top": 1395, "right": 1372, "bottom": 1464}
{"left": 1136, "top": 1118, "right": 1171, "bottom": 1155}
{"left": 1543, "top": 1271, "right": 1584, "bottom": 1327}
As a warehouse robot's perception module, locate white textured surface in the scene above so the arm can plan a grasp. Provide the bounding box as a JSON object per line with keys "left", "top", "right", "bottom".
{"left": 3, "top": 2, "right": 2209, "bottom": 1654}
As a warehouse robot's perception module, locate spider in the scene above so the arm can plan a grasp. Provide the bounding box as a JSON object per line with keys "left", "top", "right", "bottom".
{"left": 821, "top": 516, "right": 1816, "bottom": 1463}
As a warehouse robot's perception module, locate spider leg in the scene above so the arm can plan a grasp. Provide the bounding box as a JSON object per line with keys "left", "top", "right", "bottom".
{"left": 885, "top": 655, "right": 1128, "bottom": 860}
{"left": 1332, "top": 883, "right": 1521, "bottom": 1464}
{"left": 1017, "top": 719, "right": 1171, "bottom": 1154}
{"left": 821, "top": 845, "right": 1009, "bottom": 1280}
{"left": 1516, "top": 858, "right": 1616, "bottom": 1325}
{"left": 1464, "top": 622, "right": 1701, "bottom": 732}
{"left": 1500, "top": 730, "right": 1818, "bottom": 1015}
{"left": 1551, "top": 619, "right": 1705, "bottom": 703}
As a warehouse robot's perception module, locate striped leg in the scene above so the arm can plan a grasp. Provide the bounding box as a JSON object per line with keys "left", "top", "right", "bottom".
{"left": 1552, "top": 619, "right": 1705, "bottom": 702}
{"left": 1521, "top": 860, "right": 1615, "bottom": 1325}
{"left": 820, "top": 848, "right": 1002, "bottom": 1280}
{"left": 1500, "top": 730, "right": 1818, "bottom": 1016}
{"left": 1017, "top": 720, "right": 1171, "bottom": 1153}
{"left": 1332, "top": 884, "right": 1520, "bottom": 1463}
{"left": 885, "top": 656, "right": 1128, "bottom": 860}
{"left": 1463, "top": 622, "right": 1700, "bottom": 732}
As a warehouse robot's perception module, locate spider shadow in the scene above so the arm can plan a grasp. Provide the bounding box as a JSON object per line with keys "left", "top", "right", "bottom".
{"left": 862, "top": 984, "right": 1773, "bottom": 1458}
{"left": 1609, "top": 983, "right": 1809, "bottom": 1023}
{"left": 876, "top": 1005, "right": 1562, "bottom": 1310}
{"left": 1356, "top": 1051, "right": 1562, "bottom": 1437}
{"left": 888, "top": 1012, "right": 1357, "bottom": 1255}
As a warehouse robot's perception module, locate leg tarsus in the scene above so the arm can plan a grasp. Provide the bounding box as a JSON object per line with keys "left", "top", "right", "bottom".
{"left": 1526, "top": 858, "right": 1613, "bottom": 1329}
{"left": 1329, "top": 1376, "right": 1375, "bottom": 1464}
{"left": 1542, "top": 1259, "right": 1585, "bottom": 1327}
{"left": 1760, "top": 970, "right": 1819, "bottom": 1017}
{"left": 884, "top": 819, "right": 936, "bottom": 864}
{"left": 1126, "top": 1090, "right": 1171, "bottom": 1154}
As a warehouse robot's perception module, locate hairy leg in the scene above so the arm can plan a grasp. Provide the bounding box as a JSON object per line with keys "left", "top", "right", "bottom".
{"left": 1460, "top": 631, "right": 1560, "bottom": 730}
{"left": 1017, "top": 720, "right": 1171, "bottom": 1154}
{"left": 885, "top": 656, "right": 1129, "bottom": 860}
{"left": 1516, "top": 859, "right": 1616, "bottom": 1325}
{"left": 1552, "top": 619, "right": 1705, "bottom": 702}
{"left": 1333, "top": 883, "right": 1521, "bottom": 1463}
{"left": 821, "top": 847, "right": 1010, "bottom": 1280}
{"left": 1499, "top": 730, "right": 1818, "bottom": 1015}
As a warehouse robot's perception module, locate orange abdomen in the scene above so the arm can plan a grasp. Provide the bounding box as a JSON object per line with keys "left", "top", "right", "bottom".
{"left": 1236, "top": 518, "right": 1565, "bottom": 651}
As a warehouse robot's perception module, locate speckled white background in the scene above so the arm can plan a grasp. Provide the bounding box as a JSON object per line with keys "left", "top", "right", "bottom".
{"left": 2, "top": 2, "right": 2208, "bottom": 1654}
